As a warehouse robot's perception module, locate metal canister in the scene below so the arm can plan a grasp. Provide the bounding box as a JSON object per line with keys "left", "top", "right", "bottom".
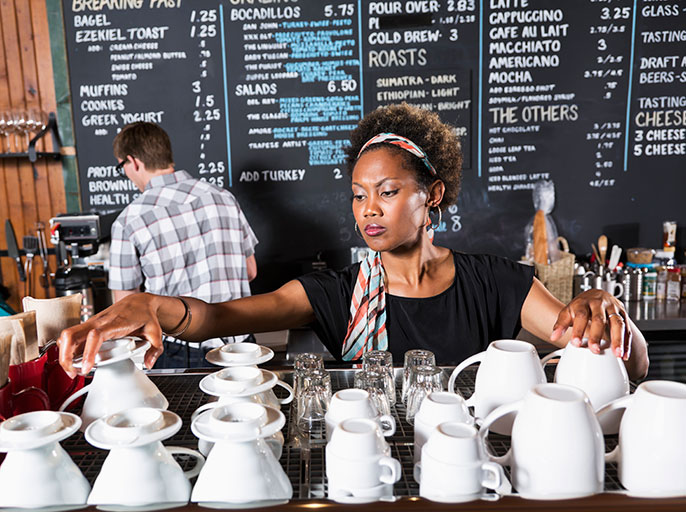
{"left": 623, "top": 264, "right": 643, "bottom": 302}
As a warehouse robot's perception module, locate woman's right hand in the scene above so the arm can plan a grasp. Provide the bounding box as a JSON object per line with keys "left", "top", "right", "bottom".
{"left": 57, "top": 293, "right": 166, "bottom": 378}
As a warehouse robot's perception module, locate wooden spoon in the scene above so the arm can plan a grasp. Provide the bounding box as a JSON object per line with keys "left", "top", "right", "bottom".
{"left": 597, "top": 235, "right": 608, "bottom": 265}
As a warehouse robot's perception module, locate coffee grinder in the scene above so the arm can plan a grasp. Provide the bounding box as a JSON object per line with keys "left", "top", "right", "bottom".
{"left": 49, "top": 212, "right": 119, "bottom": 319}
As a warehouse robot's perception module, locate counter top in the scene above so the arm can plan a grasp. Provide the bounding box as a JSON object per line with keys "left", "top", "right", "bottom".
{"left": 51, "top": 366, "right": 686, "bottom": 511}
{"left": 627, "top": 301, "right": 686, "bottom": 332}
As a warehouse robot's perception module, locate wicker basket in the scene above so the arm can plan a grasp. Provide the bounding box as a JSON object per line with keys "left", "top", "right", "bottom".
{"left": 534, "top": 237, "right": 575, "bottom": 304}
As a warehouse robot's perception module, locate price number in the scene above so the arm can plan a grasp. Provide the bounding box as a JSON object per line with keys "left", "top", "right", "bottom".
{"left": 201, "top": 176, "right": 225, "bottom": 188}
{"left": 193, "top": 108, "right": 221, "bottom": 122}
{"left": 324, "top": 3, "right": 354, "bottom": 17}
{"left": 190, "top": 10, "right": 217, "bottom": 22}
{"left": 195, "top": 94, "right": 215, "bottom": 108}
{"left": 600, "top": 6, "right": 631, "bottom": 19}
{"left": 447, "top": 0, "right": 475, "bottom": 12}
{"left": 191, "top": 24, "right": 216, "bottom": 38}
{"left": 198, "top": 161, "right": 225, "bottom": 175}
{"left": 327, "top": 79, "right": 358, "bottom": 93}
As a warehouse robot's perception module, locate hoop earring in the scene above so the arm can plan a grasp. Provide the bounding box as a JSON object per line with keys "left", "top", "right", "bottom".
{"left": 429, "top": 207, "right": 442, "bottom": 230}
{"left": 354, "top": 223, "right": 365, "bottom": 239}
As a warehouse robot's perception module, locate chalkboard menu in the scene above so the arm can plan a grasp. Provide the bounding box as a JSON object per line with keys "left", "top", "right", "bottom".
{"left": 62, "top": 0, "right": 685, "bottom": 291}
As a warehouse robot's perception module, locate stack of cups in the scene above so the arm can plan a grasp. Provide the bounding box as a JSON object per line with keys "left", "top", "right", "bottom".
{"left": 361, "top": 350, "right": 396, "bottom": 406}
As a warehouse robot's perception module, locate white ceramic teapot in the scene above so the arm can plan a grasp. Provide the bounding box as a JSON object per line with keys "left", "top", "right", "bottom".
{"left": 59, "top": 337, "right": 168, "bottom": 430}
{"left": 191, "top": 402, "right": 292, "bottom": 504}
{"left": 0, "top": 410, "right": 90, "bottom": 508}
{"left": 85, "top": 407, "right": 204, "bottom": 506}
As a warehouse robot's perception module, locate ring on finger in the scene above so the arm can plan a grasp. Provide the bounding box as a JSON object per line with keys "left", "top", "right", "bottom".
{"left": 607, "top": 312, "right": 624, "bottom": 322}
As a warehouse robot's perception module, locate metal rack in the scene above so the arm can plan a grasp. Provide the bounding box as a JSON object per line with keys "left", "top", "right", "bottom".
{"left": 61, "top": 366, "right": 624, "bottom": 497}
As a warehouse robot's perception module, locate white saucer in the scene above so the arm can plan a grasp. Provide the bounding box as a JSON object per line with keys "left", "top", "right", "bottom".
{"left": 85, "top": 410, "right": 181, "bottom": 449}
{"left": 72, "top": 338, "right": 149, "bottom": 368}
{"left": 191, "top": 405, "right": 284, "bottom": 443}
{"left": 199, "top": 369, "right": 278, "bottom": 397}
{"left": 0, "top": 505, "right": 88, "bottom": 512}
{"left": 205, "top": 344, "right": 274, "bottom": 367}
{"left": 0, "top": 412, "right": 81, "bottom": 452}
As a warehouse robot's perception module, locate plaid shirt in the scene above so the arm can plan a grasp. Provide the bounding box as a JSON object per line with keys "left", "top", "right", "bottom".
{"left": 109, "top": 170, "right": 258, "bottom": 345}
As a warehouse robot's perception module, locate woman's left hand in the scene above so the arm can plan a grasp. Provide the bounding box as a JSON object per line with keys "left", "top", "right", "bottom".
{"left": 550, "top": 289, "right": 631, "bottom": 360}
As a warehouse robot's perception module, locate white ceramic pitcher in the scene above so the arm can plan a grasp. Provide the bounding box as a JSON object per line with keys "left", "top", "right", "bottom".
{"left": 597, "top": 380, "right": 686, "bottom": 497}
{"left": 60, "top": 338, "right": 168, "bottom": 430}
{"left": 448, "top": 340, "right": 546, "bottom": 434}
{"left": 541, "top": 340, "right": 629, "bottom": 434}
{"left": 480, "top": 383, "right": 604, "bottom": 500}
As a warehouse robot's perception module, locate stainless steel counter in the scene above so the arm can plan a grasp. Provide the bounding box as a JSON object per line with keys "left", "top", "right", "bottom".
{"left": 58, "top": 366, "right": 685, "bottom": 511}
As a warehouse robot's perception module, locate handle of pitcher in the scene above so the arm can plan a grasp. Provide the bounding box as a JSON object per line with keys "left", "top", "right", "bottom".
{"left": 478, "top": 400, "right": 522, "bottom": 466}
{"left": 275, "top": 380, "right": 294, "bottom": 405}
{"left": 596, "top": 394, "right": 632, "bottom": 463}
{"left": 447, "top": 351, "right": 484, "bottom": 405}
{"left": 166, "top": 446, "right": 205, "bottom": 479}
{"left": 540, "top": 348, "right": 564, "bottom": 367}
{"left": 58, "top": 383, "right": 92, "bottom": 412}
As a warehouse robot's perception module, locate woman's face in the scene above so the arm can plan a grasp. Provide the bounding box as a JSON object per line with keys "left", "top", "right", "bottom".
{"left": 351, "top": 148, "right": 429, "bottom": 252}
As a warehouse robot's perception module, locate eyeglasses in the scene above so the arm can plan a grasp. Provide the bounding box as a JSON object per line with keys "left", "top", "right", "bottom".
{"left": 115, "top": 156, "right": 130, "bottom": 173}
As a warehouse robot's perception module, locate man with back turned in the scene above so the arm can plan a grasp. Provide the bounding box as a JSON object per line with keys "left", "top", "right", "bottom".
{"left": 108, "top": 122, "right": 258, "bottom": 361}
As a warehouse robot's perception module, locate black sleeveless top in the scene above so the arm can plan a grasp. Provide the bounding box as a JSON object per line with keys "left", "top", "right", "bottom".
{"left": 297, "top": 251, "right": 535, "bottom": 365}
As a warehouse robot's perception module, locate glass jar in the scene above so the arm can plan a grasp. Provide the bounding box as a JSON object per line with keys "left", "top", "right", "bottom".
{"left": 656, "top": 267, "right": 668, "bottom": 301}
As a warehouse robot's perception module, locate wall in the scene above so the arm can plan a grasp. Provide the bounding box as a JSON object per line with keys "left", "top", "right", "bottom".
{"left": 0, "top": 0, "right": 67, "bottom": 312}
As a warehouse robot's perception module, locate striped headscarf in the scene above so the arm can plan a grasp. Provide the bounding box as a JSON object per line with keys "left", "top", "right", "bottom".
{"left": 357, "top": 133, "right": 437, "bottom": 177}
{"left": 341, "top": 251, "right": 388, "bottom": 361}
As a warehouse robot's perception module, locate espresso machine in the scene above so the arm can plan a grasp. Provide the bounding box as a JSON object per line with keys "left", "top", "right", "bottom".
{"left": 49, "top": 212, "right": 119, "bottom": 319}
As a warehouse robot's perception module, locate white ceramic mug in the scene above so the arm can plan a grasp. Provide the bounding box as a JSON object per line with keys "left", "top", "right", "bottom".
{"left": 88, "top": 444, "right": 204, "bottom": 505}
{"left": 480, "top": 383, "right": 604, "bottom": 500}
{"left": 448, "top": 340, "right": 546, "bottom": 434}
{"left": 191, "top": 403, "right": 292, "bottom": 503}
{"left": 604, "top": 279, "right": 624, "bottom": 299}
{"left": 60, "top": 356, "right": 168, "bottom": 430}
{"left": 0, "top": 411, "right": 90, "bottom": 508}
{"left": 413, "top": 391, "right": 473, "bottom": 464}
{"left": 325, "top": 389, "right": 395, "bottom": 440}
{"left": 541, "top": 340, "right": 629, "bottom": 434}
{"left": 597, "top": 380, "right": 686, "bottom": 497}
{"left": 415, "top": 422, "right": 504, "bottom": 503}
{"left": 326, "top": 418, "right": 401, "bottom": 501}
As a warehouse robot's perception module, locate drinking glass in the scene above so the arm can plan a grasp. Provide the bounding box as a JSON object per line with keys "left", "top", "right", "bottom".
{"left": 362, "top": 350, "right": 395, "bottom": 406}
{"left": 295, "top": 368, "right": 331, "bottom": 435}
{"left": 402, "top": 349, "right": 435, "bottom": 405}
{"left": 0, "top": 110, "right": 9, "bottom": 152}
{"left": 293, "top": 352, "right": 324, "bottom": 396}
{"left": 13, "top": 110, "right": 28, "bottom": 152}
{"left": 405, "top": 365, "right": 443, "bottom": 424}
{"left": 354, "top": 369, "right": 391, "bottom": 416}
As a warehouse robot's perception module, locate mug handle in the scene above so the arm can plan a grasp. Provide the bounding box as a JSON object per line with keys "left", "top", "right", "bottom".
{"left": 478, "top": 400, "right": 523, "bottom": 466}
{"left": 12, "top": 385, "right": 51, "bottom": 414}
{"left": 58, "top": 384, "right": 92, "bottom": 412}
{"left": 480, "top": 461, "right": 503, "bottom": 491}
{"left": 413, "top": 461, "right": 422, "bottom": 484}
{"left": 596, "top": 394, "right": 632, "bottom": 463}
{"left": 274, "top": 380, "right": 294, "bottom": 405}
{"left": 166, "top": 446, "right": 205, "bottom": 479}
{"left": 191, "top": 402, "right": 219, "bottom": 422}
{"left": 613, "top": 282, "right": 625, "bottom": 298}
{"left": 540, "top": 348, "right": 564, "bottom": 368}
{"left": 378, "top": 414, "right": 396, "bottom": 437}
{"left": 448, "top": 351, "right": 485, "bottom": 405}
{"left": 378, "top": 456, "right": 401, "bottom": 484}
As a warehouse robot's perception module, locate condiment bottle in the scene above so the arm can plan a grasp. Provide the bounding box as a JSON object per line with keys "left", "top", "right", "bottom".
{"left": 666, "top": 268, "right": 681, "bottom": 302}
{"left": 642, "top": 264, "right": 657, "bottom": 301}
{"left": 656, "top": 267, "right": 667, "bottom": 301}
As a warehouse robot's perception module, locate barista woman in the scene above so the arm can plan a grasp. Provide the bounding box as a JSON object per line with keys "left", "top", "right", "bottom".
{"left": 57, "top": 103, "right": 649, "bottom": 380}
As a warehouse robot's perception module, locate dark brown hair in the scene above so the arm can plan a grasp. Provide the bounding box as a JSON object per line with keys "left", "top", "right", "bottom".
{"left": 113, "top": 122, "right": 174, "bottom": 171}
{"left": 345, "top": 103, "right": 462, "bottom": 210}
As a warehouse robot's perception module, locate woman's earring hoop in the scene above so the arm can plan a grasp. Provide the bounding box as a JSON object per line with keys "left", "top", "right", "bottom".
{"left": 429, "top": 207, "right": 442, "bottom": 230}
{"left": 354, "top": 223, "right": 364, "bottom": 239}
